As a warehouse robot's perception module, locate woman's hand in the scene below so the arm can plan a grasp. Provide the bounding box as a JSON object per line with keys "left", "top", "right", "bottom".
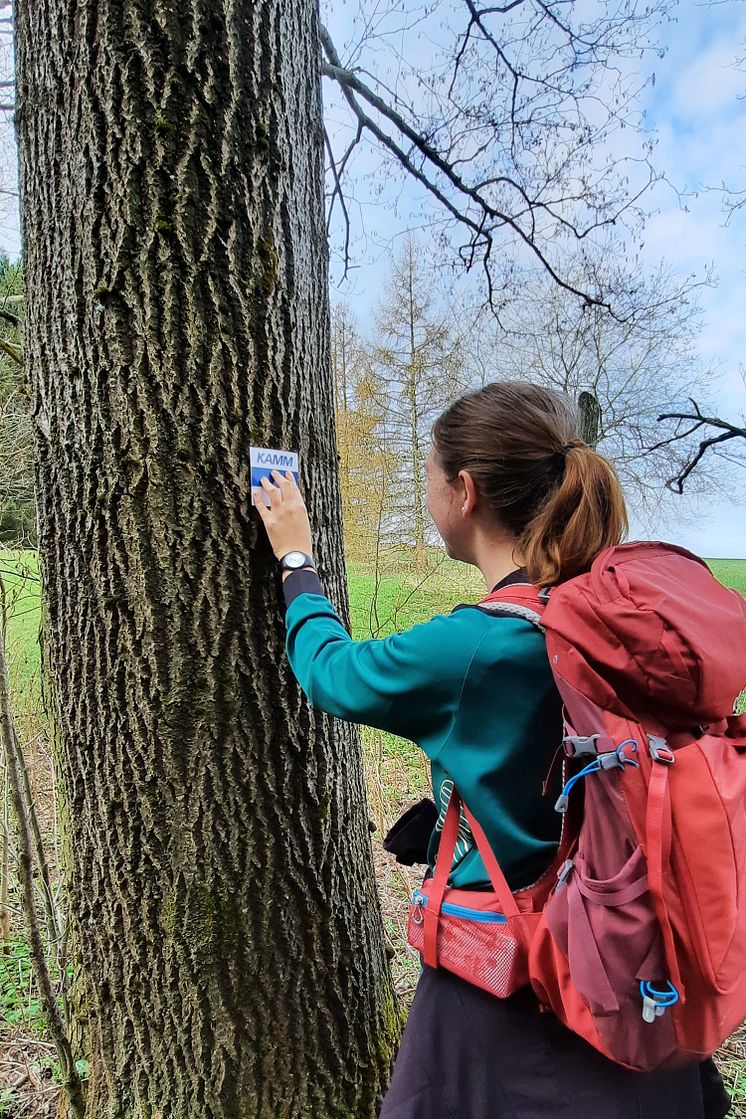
{"left": 252, "top": 470, "right": 313, "bottom": 561}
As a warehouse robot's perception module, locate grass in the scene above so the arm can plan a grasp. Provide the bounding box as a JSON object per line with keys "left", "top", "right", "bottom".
{"left": 0, "top": 550, "right": 42, "bottom": 717}
{"left": 0, "top": 936, "right": 58, "bottom": 1036}
{"left": 1, "top": 550, "right": 746, "bottom": 1113}
{"left": 347, "top": 552, "right": 483, "bottom": 636}
{"left": 706, "top": 559, "right": 746, "bottom": 596}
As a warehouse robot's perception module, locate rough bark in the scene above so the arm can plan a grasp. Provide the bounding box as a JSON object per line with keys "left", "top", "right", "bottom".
{"left": 14, "top": 2, "right": 400, "bottom": 1116}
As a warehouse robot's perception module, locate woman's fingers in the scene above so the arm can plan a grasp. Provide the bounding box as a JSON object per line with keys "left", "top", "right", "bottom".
{"left": 253, "top": 479, "right": 277, "bottom": 522}
{"left": 271, "top": 469, "right": 296, "bottom": 498}
{"left": 260, "top": 474, "right": 282, "bottom": 503}
{"left": 252, "top": 469, "right": 312, "bottom": 557}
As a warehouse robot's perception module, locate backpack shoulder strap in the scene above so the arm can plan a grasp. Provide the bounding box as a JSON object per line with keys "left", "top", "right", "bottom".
{"left": 477, "top": 583, "right": 545, "bottom": 629}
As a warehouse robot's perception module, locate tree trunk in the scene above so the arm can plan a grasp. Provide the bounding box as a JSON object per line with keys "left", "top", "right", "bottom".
{"left": 578, "top": 391, "right": 602, "bottom": 449}
{"left": 14, "top": 3, "right": 400, "bottom": 1116}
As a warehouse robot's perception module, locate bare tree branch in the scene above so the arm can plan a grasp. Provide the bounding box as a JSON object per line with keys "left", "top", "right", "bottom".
{"left": 0, "top": 305, "right": 20, "bottom": 328}
{"left": 650, "top": 398, "right": 746, "bottom": 493}
{"left": 724, "top": 185, "right": 746, "bottom": 224}
{"left": 321, "top": 23, "right": 619, "bottom": 310}
{"left": 324, "top": 125, "right": 354, "bottom": 281}
{"left": 0, "top": 334, "right": 21, "bottom": 362}
{"left": 321, "top": 1, "right": 674, "bottom": 312}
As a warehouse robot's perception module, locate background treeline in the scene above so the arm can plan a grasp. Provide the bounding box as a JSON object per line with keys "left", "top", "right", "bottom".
{"left": 333, "top": 236, "right": 723, "bottom": 567}
{"left": 0, "top": 236, "right": 728, "bottom": 560}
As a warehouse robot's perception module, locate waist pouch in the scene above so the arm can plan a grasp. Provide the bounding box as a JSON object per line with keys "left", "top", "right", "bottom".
{"left": 407, "top": 882, "right": 541, "bottom": 997}
{"left": 406, "top": 788, "right": 553, "bottom": 998}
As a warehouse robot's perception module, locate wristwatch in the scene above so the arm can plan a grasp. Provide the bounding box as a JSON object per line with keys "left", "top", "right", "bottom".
{"left": 278, "top": 550, "right": 316, "bottom": 573}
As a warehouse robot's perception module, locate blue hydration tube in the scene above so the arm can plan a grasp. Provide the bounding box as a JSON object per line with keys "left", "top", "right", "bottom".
{"left": 555, "top": 740, "right": 640, "bottom": 814}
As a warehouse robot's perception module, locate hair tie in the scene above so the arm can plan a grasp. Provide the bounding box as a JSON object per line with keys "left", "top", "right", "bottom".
{"left": 552, "top": 443, "right": 575, "bottom": 471}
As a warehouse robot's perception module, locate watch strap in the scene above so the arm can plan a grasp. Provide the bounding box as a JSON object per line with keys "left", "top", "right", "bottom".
{"left": 278, "top": 551, "right": 316, "bottom": 572}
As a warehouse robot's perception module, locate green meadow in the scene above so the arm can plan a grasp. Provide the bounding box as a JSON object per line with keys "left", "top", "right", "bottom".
{"left": 1, "top": 549, "right": 744, "bottom": 708}
{"left": 706, "top": 559, "right": 746, "bottom": 597}
{"left": 0, "top": 550, "right": 42, "bottom": 713}
{"left": 4, "top": 548, "right": 742, "bottom": 818}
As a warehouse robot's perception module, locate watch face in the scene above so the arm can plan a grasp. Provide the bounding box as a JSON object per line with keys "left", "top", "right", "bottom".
{"left": 285, "top": 551, "right": 307, "bottom": 569}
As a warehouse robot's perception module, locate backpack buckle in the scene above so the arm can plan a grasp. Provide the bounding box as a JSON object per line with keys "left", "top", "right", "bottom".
{"left": 597, "top": 751, "right": 624, "bottom": 770}
{"left": 563, "top": 734, "right": 601, "bottom": 757}
{"left": 648, "top": 736, "right": 675, "bottom": 765}
{"left": 555, "top": 859, "right": 574, "bottom": 889}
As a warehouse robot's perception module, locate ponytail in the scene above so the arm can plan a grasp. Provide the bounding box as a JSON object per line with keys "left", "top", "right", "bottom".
{"left": 519, "top": 443, "right": 628, "bottom": 587}
{"left": 432, "top": 382, "right": 628, "bottom": 588}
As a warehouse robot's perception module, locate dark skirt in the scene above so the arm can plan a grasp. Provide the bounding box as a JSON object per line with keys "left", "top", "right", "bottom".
{"left": 380, "top": 968, "right": 727, "bottom": 1119}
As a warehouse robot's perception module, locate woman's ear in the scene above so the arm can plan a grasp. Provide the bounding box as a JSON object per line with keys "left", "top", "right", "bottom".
{"left": 458, "top": 470, "right": 479, "bottom": 516}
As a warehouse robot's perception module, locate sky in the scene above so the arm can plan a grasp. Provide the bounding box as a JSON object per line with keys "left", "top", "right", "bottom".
{"left": 630, "top": 0, "right": 746, "bottom": 555}
{"left": 318, "top": 0, "right": 746, "bottom": 558}
{"left": 0, "top": 1, "right": 744, "bottom": 557}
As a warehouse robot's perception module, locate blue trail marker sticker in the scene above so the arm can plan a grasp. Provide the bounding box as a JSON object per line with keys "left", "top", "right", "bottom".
{"left": 250, "top": 447, "right": 299, "bottom": 506}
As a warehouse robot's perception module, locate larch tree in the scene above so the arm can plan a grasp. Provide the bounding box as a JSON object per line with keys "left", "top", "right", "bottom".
{"left": 331, "top": 303, "right": 391, "bottom": 562}
{"left": 15, "top": 2, "right": 399, "bottom": 1117}
{"left": 370, "top": 236, "right": 462, "bottom": 568}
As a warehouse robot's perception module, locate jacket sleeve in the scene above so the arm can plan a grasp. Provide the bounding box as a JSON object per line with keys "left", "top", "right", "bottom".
{"left": 284, "top": 590, "right": 483, "bottom": 743}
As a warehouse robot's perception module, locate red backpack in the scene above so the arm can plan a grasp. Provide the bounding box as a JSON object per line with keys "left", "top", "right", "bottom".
{"left": 412, "top": 541, "right": 746, "bottom": 1071}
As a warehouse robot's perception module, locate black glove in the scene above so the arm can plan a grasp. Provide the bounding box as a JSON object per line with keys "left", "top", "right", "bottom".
{"left": 383, "top": 799, "right": 438, "bottom": 866}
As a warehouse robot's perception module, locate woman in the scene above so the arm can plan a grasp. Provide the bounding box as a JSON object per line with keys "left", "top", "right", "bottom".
{"left": 253, "top": 382, "right": 729, "bottom": 1119}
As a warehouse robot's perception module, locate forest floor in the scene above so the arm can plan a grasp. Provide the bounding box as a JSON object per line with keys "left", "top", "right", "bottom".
{"left": 2, "top": 551, "right": 746, "bottom": 1115}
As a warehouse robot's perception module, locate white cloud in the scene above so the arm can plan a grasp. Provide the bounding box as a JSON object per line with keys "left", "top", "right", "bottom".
{"left": 667, "top": 41, "right": 746, "bottom": 120}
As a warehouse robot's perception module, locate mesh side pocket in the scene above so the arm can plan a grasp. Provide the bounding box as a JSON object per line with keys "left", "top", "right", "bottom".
{"left": 408, "top": 906, "right": 528, "bottom": 998}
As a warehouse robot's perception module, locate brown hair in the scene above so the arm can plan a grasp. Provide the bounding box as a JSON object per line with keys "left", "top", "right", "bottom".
{"left": 431, "top": 381, "right": 628, "bottom": 587}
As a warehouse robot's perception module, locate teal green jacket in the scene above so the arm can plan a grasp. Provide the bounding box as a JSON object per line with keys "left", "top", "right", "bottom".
{"left": 283, "top": 571, "right": 563, "bottom": 889}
